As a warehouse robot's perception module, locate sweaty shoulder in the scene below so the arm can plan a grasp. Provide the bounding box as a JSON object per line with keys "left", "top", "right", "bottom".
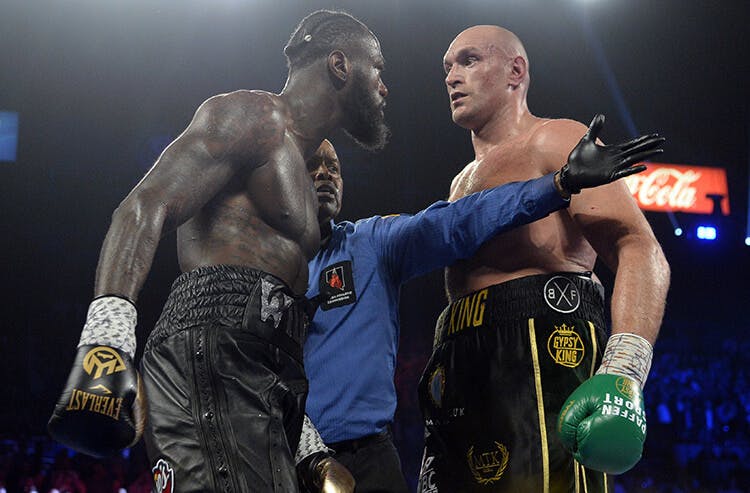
{"left": 527, "top": 118, "right": 589, "bottom": 173}
{"left": 191, "top": 90, "right": 289, "bottom": 162}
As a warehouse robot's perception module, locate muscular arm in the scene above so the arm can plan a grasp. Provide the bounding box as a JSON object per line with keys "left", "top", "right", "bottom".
{"left": 536, "top": 120, "right": 669, "bottom": 344}
{"left": 94, "top": 91, "right": 282, "bottom": 301}
{"left": 575, "top": 180, "right": 669, "bottom": 344}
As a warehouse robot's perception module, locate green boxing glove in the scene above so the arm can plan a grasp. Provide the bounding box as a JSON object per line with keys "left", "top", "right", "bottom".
{"left": 557, "top": 333, "right": 653, "bottom": 475}
{"left": 557, "top": 374, "right": 645, "bottom": 474}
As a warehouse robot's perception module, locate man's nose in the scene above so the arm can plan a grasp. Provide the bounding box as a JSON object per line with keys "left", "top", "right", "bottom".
{"left": 445, "top": 66, "right": 461, "bottom": 88}
{"left": 313, "top": 164, "right": 330, "bottom": 181}
{"left": 379, "top": 79, "right": 388, "bottom": 99}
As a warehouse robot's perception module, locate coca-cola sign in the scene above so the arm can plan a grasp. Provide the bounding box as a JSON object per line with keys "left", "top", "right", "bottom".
{"left": 623, "top": 163, "right": 730, "bottom": 215}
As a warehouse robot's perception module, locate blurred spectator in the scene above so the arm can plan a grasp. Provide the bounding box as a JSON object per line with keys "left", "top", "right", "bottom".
{"left": 44, "top": 451, "right": 86, "bottom": 493}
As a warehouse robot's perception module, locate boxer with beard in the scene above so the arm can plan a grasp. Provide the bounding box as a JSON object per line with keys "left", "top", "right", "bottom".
{"left": 48, "top": 9, "right": 388, "bottom": 493}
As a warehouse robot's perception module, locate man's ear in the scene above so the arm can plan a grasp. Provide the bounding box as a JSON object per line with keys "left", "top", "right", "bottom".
{"left": 328, "top": 50, "right": 349, "bottom": 88}
{"left": 509, "top": 55, "right": 527, "bottom": 88}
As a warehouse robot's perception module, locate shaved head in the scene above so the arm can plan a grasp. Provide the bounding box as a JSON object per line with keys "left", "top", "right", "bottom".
{"left": 447, "top": 25, "right": 529, "bottom": 74}
{"left": 443, "top": 25, "right": 531, "bottom": 130}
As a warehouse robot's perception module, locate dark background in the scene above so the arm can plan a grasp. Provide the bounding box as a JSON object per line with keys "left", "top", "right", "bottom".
{"left": 1, "top": 0, "right": 749, "bottom": 489}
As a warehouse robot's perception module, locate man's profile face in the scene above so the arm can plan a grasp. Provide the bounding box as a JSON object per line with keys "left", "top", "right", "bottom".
{"left": 443, "top": 28, "right": 507, "bottom": 130}
{"left": 307, "top": 140, "right": 343, "bottom": 224}
{"left": 342, "top": 35, "right": 390, "bottom": 151}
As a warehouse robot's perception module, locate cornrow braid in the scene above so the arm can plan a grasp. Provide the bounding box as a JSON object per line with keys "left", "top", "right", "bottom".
{"left": 284, "top": 10, "right": 373, "bottom": 71}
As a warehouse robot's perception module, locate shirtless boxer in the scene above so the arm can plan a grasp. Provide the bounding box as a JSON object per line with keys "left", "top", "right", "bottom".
{"left": 304, "top": 121, "right": 658, "bottom": 493}
{"left": 418, "top": 26, "right": 669, "bottom": 492}
{"left": 48, "top": 9, "right": 387, "bottom": 492}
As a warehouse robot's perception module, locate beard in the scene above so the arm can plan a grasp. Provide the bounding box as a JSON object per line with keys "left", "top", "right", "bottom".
{"left": 342, "top": 69, "right": 390, "bottom": 152}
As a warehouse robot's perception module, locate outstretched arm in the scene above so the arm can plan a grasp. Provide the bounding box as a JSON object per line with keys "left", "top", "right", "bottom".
{"left": 377, "top": 114, "right": 663, "bottom": 286}
{"left": 372, "top": 173, "right": 568, "bottom": 284}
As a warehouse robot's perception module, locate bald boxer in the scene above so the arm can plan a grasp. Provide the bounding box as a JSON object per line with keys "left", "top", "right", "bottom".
{"left": 48, "top": 9, "right": 388, "bottom": 492}
{"left": 303, "top": 112, "right": 660, "bottom": 491}
{"left": 418, "top": 26, "right": 669, "bottom": 492}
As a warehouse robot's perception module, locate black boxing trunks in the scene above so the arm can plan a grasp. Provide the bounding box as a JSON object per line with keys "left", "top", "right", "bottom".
{"left": 418, "top": 272, "right": 613, "bottom": 493}
{"left": 141, "top": 265, "right": 310, "bottom": 492}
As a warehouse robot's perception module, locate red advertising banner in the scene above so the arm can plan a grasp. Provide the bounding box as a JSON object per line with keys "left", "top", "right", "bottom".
{"left": 622, "top": 163, "right": 730, "bottom": 215}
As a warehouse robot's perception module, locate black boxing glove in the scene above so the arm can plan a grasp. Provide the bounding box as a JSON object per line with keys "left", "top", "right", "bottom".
{"left": 48, "top": 296, "right": 146, "bottom": 457}
{"left": 557, "top": 114, "right": 665, "bottom": 195}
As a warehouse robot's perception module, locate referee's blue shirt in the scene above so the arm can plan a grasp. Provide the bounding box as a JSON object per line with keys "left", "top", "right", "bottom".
{"left": 305, "top": 173, "right": 567, "bottom": 443}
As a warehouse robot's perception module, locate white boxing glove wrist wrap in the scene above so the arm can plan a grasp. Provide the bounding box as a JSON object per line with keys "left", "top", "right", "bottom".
{"left": 78, "top": 296, "right": 138, "bottom": 359}
{"left": 295, "top": 414, "right": 331, "bottom": 464}
{"left": 595, "top": 332, "right": 653, "bottom": 389}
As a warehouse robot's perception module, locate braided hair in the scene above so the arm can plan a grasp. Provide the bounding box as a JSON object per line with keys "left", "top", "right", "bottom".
{"left": 284, "top": 10, "right": 373, "bottom": 71}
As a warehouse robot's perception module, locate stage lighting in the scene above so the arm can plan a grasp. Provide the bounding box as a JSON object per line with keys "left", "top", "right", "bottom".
{"left": 674, "top": 228, "right": 683, "bottom": 236}
{"left": 696, "top": 226, "right": 717, "bottom": 241}
{"left": 745, "top": 237, "right": 750, "bottom": 246}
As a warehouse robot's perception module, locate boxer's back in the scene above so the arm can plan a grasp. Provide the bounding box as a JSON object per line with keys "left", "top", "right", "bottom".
{"left": 445, "top": 118, "right": 598, "bottom": 300}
